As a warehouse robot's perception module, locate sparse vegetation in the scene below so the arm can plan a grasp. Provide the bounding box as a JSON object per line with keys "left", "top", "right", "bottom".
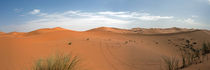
{"left": 86, "top": 38, "right": 89, "bottom": 40}
{"left": 201, "top": 42, "right": 210, "bottom": 61}
{"left": 124, "top": 40, "right": 136, "bottom": 44}
{"left": 201, "top": 42, "right": 210, "bottom": 55}
{"left": 68, "top": 42, "right": 72, "bottom": 45}
{"left": 162, "top": 56, "right": 179, "bottom": 70}
{"left": 178, "top": 40, "right": 200, "bottom": 68}
{"left": 33, "top": 53, "right": 79, "bottom": 70}
{"left": 162, "top": 39, "right": 210, "bottom": 70}
{"left": 156, "top": 42, "right": 159, "bottom": 44}
{"left": 124, "top": 41, "right": 128, "bottom": 44}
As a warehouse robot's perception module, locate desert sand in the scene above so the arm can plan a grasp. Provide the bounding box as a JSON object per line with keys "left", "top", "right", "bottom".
{"left": 0, "top": 32, "right": 4, "bottom": 34}
{"left": 0, "top": 27, "right": 210, "bottom": 70}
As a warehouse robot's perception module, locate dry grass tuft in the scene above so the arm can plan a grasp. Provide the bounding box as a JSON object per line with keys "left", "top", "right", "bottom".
{"left": 162, "top": 56, "right": 179, "bottom": 70}
{"left": 33, "top": 53, "right": 79, "bottom": 70}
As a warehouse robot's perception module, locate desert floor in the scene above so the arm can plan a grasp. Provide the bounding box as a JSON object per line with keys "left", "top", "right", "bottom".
{"left": 0, "top": 27, "right": 210, "bottom": 70}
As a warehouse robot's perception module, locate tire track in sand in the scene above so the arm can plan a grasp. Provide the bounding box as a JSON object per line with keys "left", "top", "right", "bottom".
{"left": 99, "top": 41, "right": 119, "bottom": 70}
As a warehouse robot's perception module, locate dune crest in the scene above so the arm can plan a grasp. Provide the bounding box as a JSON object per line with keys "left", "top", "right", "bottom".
{"left": 25, "top": 27, "right": 72, "bottom": 35}
{"left": 87, "top": 27, "right": 131, "bottom": 33}
{"left": 87, "top": 27, "right": 120, "bottom": 31}
{"left": 0, "top": 27, "right": 203, "bottom": 35}
{"left": 51, "top": 27, "right": 69, "bottom": 30}
{"left": 86, "top": 27, "right": 198, "bottom": 34}
{"left": 33, "top": 27, "right": 69, "bottom": 32}
{"left": 131, "top": 27, "right": 196, "bottom": 34}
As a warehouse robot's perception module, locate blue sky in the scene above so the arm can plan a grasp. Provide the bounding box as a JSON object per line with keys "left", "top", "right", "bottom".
{"left": 0, "top": 0, "right": 210, "bottom": 32}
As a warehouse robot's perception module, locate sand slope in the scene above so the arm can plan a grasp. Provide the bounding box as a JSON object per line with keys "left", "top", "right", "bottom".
{"left": 0, "top": 27, "right": 210, "bottom": 70}
{"left": 0, "top": 32, "right": 4, "bottom": 34}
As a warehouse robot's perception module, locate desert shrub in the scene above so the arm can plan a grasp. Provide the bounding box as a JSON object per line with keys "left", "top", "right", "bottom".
{"left": 201, "top": 42, "right": 210, "bottom": 55}
{"left": 177, "top": 40, "right": 201, "bottom": 68}
{"left": 68, "top": 42, "right": 72, "bottom": 45}
{"left": 86, "top": 38, "right": 89, "bottom": 40}
{"left": 180, "top": 50, "right": 196, "bottom": 67}
{"left": 33, "top": 54, "right": 79, "bottom": 70}
{"left": 125, "top": 41, "right": 128, "bottom": 44}
{"left": 167, "top": 39, "right": 210, "bottom": 69}
{"left": 162, "top": 56, "right": 179, "bottom": 70}
{"left": 201, "top": 42, "right": 210, "bottom": 61}
{"left": 201, "top": 43, "right": 208, "bottom": 55}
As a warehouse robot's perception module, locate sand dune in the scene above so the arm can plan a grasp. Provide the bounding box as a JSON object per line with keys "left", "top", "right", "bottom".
{"left": 0, "top": 27, "right": 210, "bottom": 70}
{"left": 26, "top": 27, "right": 71, "bottom": 36}
{"left": 87, "top": 27, "right": 197, "bottom": 34}
{"left": 0, "top": 32, "right": 4, "bottom": 34}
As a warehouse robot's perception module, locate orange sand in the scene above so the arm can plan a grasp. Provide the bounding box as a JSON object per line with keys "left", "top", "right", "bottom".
{"left": 0, "top": 27, "right": 209, "bottom": 70}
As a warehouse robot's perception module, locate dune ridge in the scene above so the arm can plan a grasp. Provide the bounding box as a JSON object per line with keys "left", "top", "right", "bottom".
{"left": 0, "top": 27, "right": 204, "bottom": 35}
{"left": 0, "top": 32, "right": 4, "bottom": 34}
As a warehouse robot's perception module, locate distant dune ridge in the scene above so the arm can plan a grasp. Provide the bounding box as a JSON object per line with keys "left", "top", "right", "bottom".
{"left": 87, "top": 27, "right": 196, "bottom": 34}
{"left": 25, "top": 27, "right": 72, "bottom": 36}
{"left": 0, "top": 32, "right": 4, "bottom": 34}
{"left": 1, "top": 27, "right": 200, "bottom": 35}
{"left": 0, "top": 27, "right": 210, "bottom": 70}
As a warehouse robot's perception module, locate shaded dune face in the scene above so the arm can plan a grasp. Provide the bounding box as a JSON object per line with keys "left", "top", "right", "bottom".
{"left": 0, "top": 27, "right": 210, "bottom": 70}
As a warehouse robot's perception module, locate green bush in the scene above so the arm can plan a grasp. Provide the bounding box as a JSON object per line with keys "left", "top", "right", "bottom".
{"left": 33, "top": 54, "right": 79, "bottom": 70}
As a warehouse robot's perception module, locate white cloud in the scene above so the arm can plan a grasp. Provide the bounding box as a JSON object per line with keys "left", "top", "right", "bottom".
{"left": 209, "top": 0, "right": 210, "bottom": 4}
{"left": 184, "top": 18, "right": 196, "bottom": 24}
{"left": 30, "top": 9, "right": 40, "bottom": 14}
{"left": 0, "top": 10, "right": 209, "bottom": 32}
{"left": 98, "top": 11, "right": 127, "bottom": 15}
{"left": 97, "top": 11, "right": 173, "bottom": 21}
{"left": 138, "top": 16, "right": 173, "bottom": 21}
{"left": 191, "top": 15, "right": 198, "bottom": 18}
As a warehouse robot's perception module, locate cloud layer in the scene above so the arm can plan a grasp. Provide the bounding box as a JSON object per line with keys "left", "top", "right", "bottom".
{"left": 209, "top": 0, "right": 210, "bottom": 4}
{"left": 30, "top": 9, "right": 40, "bottom": 14}
{"left": 0, "top": 10, "right": 209, "bottom": 32}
